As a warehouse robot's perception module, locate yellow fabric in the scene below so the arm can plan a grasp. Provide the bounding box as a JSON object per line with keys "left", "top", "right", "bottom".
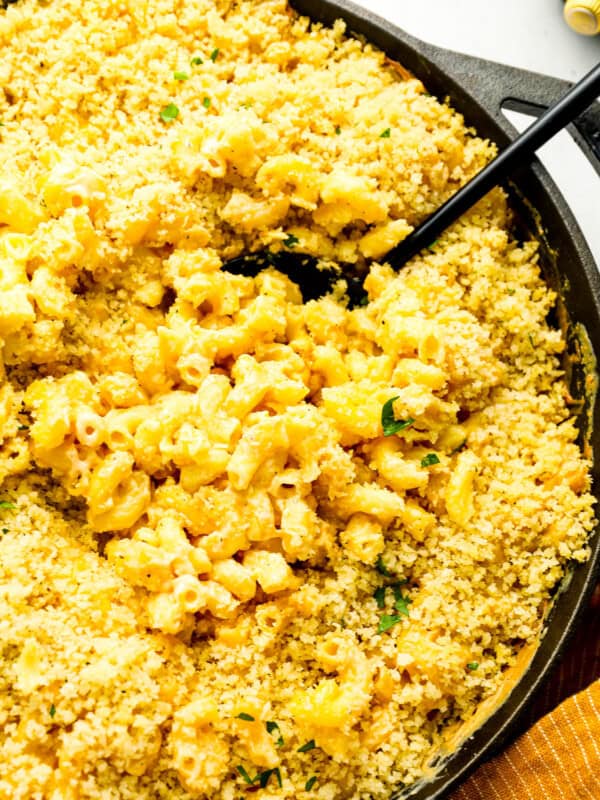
{"left": 452, "top": 595, "right": 600, "bottom": 799}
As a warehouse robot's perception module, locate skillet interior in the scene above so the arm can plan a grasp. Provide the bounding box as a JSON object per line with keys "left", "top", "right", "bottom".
{"left": 289, "top": 1, "right": 600, "bottom": 796}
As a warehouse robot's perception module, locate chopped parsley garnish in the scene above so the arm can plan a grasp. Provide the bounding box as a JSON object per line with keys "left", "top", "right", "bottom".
{"left": 283, "top": 233, "right": 299, "bottom": 248}
{"left": 236, "top": 712, "right": 255, "bottom": 721}
{"left": 0, "top": 501, "right": 15, "bottom": 510}
{"left": 298, "top": 739, "right": 316, "bottom": 753}
{"left": 528, "top": 333, "right": 535, "bottom": 347}
{"left": 334, "top": 125, "right": 341, "bottom": 135}
{"left": 305, "top": 776, "right": 317, "bottom": 791}
{"left": 358, "top": 295, "right": 369, "bottom": 306}
{"left": 420, "top": 453, "right": 440, "bottom": 468}
{"left": 49, "top": 704, "right": 56, "bottom": 718}
{"left": 376, "top": 554, "right": 392, "bottom": 577}
{"left": 507, "top": 287, "right": 516, "bottom": 295}
{"left": 266, "top": 720, "right": 284, "bottom": 746}
{"left": 467, "top": 662, "right": 479, "bottom": 671}
{"left": 381, "top": 397, "right": 414, "bottom": 437}
{"left": 0, "top": 122, "right": 4, "bottom": 127}
{"left": 210, "top": 48, "right": 220, "bottom": 62}
{"left": 237, "top": 764, "right": 283, "bottom": 789}
{"left": 256, "top": 768, "right": 282, "bottom": 789}
{"left": 258, "top": 770, "right": 272, "bottom": 788}
{"left": 190, "top": 56, "right": 203, "bottom": 66}
{"left": 427, "top": 239, "right": 439, "bottom": 251}
{"left": 374, "top": 585, "right": 386, "bottom": 609}
{"left": 17, "top": 424, "right": 29, "bottom": 431}
{"left": 1, "top": 528, "right": 8, "bottom": 534}
{"left": 391, "top": 583, "right": 411, "bottom": 617}
{"left": 379, "top": 127, "right": 391, "bottom": 138}
{"left": 378, "top": 613, "right": 403, "bottom": 633}
{"left": 375, "top": 582, "right": 411, "bottom": 620}
{"left": 202, "top": 96, "right": 211, "bottom": 109}
{"left": 173, "top": 70, "right": 189, "bottom": 81}
{"left": 159, "top": 103, "right": 179, "bottom": 123}
{"left": 236, "top": 765, "right": 254, "bottom": 785}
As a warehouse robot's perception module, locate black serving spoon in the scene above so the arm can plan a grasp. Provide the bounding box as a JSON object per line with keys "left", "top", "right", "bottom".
{"left": 224, "top": 62, "right": 600, "bottom": 305}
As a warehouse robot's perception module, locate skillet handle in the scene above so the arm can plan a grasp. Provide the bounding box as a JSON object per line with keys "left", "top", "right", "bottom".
{"left": 420, "top": 47, "right": 600, "bottom": 176}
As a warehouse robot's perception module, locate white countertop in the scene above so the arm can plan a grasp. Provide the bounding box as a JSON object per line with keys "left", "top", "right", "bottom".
{"left": 351, "top": 0, "right": 600, "bottom": 267}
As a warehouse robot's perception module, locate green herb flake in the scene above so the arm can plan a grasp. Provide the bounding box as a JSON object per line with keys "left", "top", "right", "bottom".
{"left": 0, "top": 501, "right": 15, "bottom": 510}
{"left": 283, "top": 233, "right": 299, "bottom": 248}
{"left": 190, "top": 56, "right": 203, "bottom": 66}
{"left": 374, "top": 585, "right": 386, "bottom": 609}
{"left": 427, "top": 239, "right": 439, "bottom": 251}
{"left": 49, "top": 704, "right": 56, "bottom": 718}
{"left": 381, "top": 396, "right": 414, "bottom": 437}
{"left": 1, "top": 528, "right": 8, "bottom": 534}
{"left": 236, "top": 765, "right": 254, "bottom": 785}
{"left": 391, "top": 584, "right": 411, "bottom": 618}
{"left": 379, "top": 127, "right": 391, "bottom": 138}
{"left": 17, "top": 424, "right": 29, "bottom": 431}
{"left": 358, "top": 295, "right": 369, "bottom": 306}
{"left": 420, "top": 453, "right": 440, "bottom": 468}
{"left": 298, "top": 739, "right": 316, "bottom": 753}
{"left": 467, "top": 661, "right": 479, "bottom": 671}
{"left": 210, "top": 48, "right": 220, "bottom": 62}
{"left": 255, "top": 767, "right": 282, "bottom": 789}
{"left": 528, "top": 333, "right": 535, "bottom": 348}
{"left": 0, "top": 122, "right": 4, "bottom": 127}
{"left": 507, "top": 288, "right": 516, "bottom": 295}
{"left": 159, "top": 103, "right": 179, "bottom": 123}
{"left": 266, "top": 720, "right": 284, "bottom": 746}
{"left": 305, "top": 776, "right": 317, "bottom": 791}
{"left": 202, "top": 96, "right": 211, "bottom": 109}
{"left": 173, "top": 70, "right": 189, "bottom": 81}
{"left": 236, "top": 712, "right": 255, "bottom": 721}
{"left": 334, "top": 125, "right": 341, "bottom": 135}
{"left": 376, "top": 554, "right": 392, "bottom": 577}
{"left": 378, "top": 613, "right": 403, "bottom": 634}
{"left": 258, "top": 770, "right": 273, "bottom": 789}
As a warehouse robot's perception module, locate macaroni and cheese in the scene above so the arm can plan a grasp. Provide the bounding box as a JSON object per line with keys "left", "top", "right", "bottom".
{"left": 0, "top": 0, "right": 595, "bottom": 798}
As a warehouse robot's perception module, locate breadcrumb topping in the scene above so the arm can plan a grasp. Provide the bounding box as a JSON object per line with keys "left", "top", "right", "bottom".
{"left": 0, "top": 1, "right": 594, "bottom": 798}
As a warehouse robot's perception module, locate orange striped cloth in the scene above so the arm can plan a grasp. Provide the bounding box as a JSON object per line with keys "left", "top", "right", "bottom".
{"left": 451, "top": 588, "right": 600, "bottom": 799}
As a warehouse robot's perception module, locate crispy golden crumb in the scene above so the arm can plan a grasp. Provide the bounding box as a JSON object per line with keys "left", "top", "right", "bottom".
{"left": 0, "top": 1, "right": 594, "bottom": 798}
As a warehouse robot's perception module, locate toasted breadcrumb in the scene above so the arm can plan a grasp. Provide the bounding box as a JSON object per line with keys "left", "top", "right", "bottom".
{"left": 0, "top": 1, "right": 594, "bottom": 799}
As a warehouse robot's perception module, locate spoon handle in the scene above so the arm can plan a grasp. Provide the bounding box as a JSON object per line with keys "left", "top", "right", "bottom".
{"left": 386, "top": 61, "right": 600, "bottom": 269}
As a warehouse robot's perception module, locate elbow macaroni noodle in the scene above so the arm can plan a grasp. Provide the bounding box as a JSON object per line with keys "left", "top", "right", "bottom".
{"left": 0, "top": 1, "right": 594, "bottom": 799}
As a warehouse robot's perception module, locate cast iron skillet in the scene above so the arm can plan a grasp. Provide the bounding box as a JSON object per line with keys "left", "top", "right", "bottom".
{"left": 290, "top": 1, "right": 600, "bottom": 798}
